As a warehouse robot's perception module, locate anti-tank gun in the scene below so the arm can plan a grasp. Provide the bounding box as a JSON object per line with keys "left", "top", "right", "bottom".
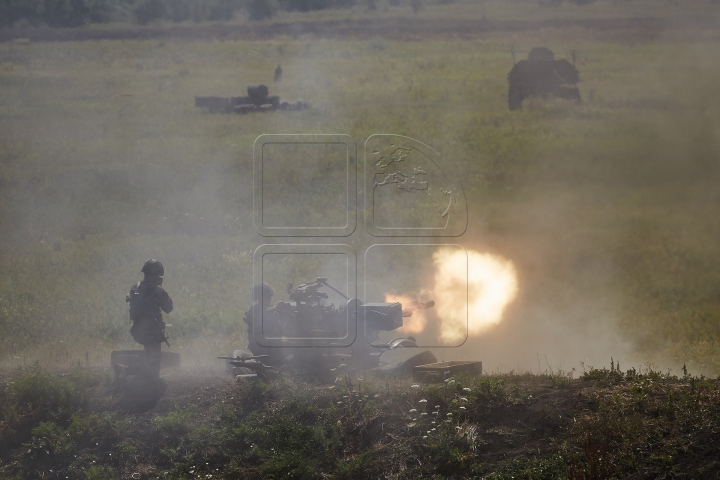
{"left": 285, "top": 277, "right": 435, "bottom": 346}
{"left": 282, "top": 278, "right": 341, "bottom": 339}
{"left": 222, "top": 277, "right": 438, "bottom": 381}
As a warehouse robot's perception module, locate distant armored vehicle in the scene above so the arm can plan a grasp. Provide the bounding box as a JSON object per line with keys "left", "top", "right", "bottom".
{"left": 507, "top": 47, "right": 581, "bottom": 110}
{"left": 195, "top": 84, "right": 307, "bottom": 114}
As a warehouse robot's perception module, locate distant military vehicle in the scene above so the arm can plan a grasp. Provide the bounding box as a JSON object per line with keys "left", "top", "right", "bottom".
{"left": 220, "top": 277, "right": 437, "bottom": 382}
{"left": 195, "top": 84, "right": 307, "bottom": 114}
{"left": 507, "top": 47, "right": 581, "bottom": 110}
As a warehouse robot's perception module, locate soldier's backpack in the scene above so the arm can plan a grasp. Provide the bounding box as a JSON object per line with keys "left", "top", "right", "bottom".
{"left": 126, "top": 282, "right": 147, "bottom": 322}
{"left": 127, "top": 282, "right": 167, "bottom": 346}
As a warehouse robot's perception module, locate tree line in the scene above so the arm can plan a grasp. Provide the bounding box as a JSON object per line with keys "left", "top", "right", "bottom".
{"left": 0, "top": 0, "right": 616, "bottom": 28}
{"left": 0, "top": 0, "right": 359, "bottom": 28}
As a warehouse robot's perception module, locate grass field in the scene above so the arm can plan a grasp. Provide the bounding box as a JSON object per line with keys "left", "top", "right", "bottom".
{"left": 1, "top": 0, "right": 720, "bottom": 376}
{"left": 2, "top": 1, "right": 720, "bottom": 477}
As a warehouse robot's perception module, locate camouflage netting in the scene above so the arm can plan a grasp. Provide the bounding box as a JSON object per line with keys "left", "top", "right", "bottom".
{"left": 507, "top": 47, "right": 581, "bottom": 110}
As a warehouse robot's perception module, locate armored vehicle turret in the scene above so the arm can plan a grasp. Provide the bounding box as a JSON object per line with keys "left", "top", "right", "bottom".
{"left": 508, "top": 47, "right": 581, "bottom": 110}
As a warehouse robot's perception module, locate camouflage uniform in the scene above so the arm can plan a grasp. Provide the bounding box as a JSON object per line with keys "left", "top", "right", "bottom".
{"left": 126, "top": 259, "right": 173, "bottom": 377}
{"left": 243, "top": 283, "right": 286, "bottom": 367}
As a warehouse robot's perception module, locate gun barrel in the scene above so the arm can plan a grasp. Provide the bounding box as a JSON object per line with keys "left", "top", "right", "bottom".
{"left": 418, "top": 300, "right": 435, "bottom": 310}
{"left": 405, "top": 300, "right": 435, "bottom": 311}
{"left": 402, "top": 300, "right": 435, "bottom": 317}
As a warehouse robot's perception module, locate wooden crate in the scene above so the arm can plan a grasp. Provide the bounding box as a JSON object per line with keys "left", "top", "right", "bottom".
{"left": 413, "top": 361, "right": 482, "bottom": 383}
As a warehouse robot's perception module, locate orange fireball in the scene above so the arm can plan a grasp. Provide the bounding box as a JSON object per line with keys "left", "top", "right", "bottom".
{"left": 385, "top": 293, "right": 429, "bottom": 335}
{"left": 433, "top": 248, "right": 518, "bottom": 344}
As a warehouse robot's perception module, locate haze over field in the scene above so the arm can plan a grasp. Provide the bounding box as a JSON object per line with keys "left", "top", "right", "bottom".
{"left": 0, "top": 0, "right": 719, "bottom": 377}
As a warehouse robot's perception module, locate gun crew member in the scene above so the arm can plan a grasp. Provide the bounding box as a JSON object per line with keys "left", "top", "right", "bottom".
{"left": 123, "top": 259, "right": 173, "bottom": 378}
{"left": 243, "top": 283, "right": 287, "bottom": 367}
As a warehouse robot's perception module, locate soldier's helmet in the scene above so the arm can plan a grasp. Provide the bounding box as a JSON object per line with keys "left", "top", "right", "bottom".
{"left": 141, "top": 259, "right": 165, "bottom": 277}
{"left": 527, "top": 47, "right": 554, "bottom": 62}
{"left": 253, "top": 282, "right": 274, "bottom": 303}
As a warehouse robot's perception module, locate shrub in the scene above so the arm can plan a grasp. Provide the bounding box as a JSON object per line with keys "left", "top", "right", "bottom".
{"left": 580, "top": 360, "right": 626, "bottom": 382}
{"left": 66, "top": 412, "right": 124, "bottom": 443}
{"left": 333, "top": 451, "right": 372, "bottom": 478}
{"left": 493, "top": 455, "right": 569, "bottom": 479}
{"left": 231, "top": 404, "right": 339, "bottom": 478}
{"left": 24, "top": 421, "right": 74, "bottom": 457}
{"left": 85, "top": 466, "right": 117, "bottom": 480}
{"left": 154, "top": 406, "right": 195, "bottom": 438}
{"left": 3, "top": 363, "right": 85, "bottom": 427}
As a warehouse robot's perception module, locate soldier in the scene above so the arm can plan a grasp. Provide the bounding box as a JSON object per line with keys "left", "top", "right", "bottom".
{"left": 274, "top": 64, "right": 283, "bottom": 83}
{"left": 123, "top": 259, "right": 173, "bottom": 378}
{"left": 243, "top": 282, "right": 287, "bottom": 366}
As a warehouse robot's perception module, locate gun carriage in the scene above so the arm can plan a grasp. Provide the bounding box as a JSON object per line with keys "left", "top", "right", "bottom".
{"left": 219, "top": 277, "right": 436, "bottom": 382}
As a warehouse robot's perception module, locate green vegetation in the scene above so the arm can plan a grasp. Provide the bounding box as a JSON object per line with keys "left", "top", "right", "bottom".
{"left": 1, "top": 0, "right": 720, "bottom": 373}
{"left": 0, "top": 0, "right": 246, "bottom": 27}
{"left": 3, "top": 364, "right": 720, "bottom": 478}
{"left": 1, "top": 363, "right": 86, "bottom": 434}
{"left": 568, "top": 366, "right": 720, "bottom": 478}
{"left": 0, "top": 0, "right": 360, "bottom": 27}
{"left": 0, "top": 0, "right": 115, "bottom": 28}
{"left": 0, "top": 1, "right": 720, "bottom": 474}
